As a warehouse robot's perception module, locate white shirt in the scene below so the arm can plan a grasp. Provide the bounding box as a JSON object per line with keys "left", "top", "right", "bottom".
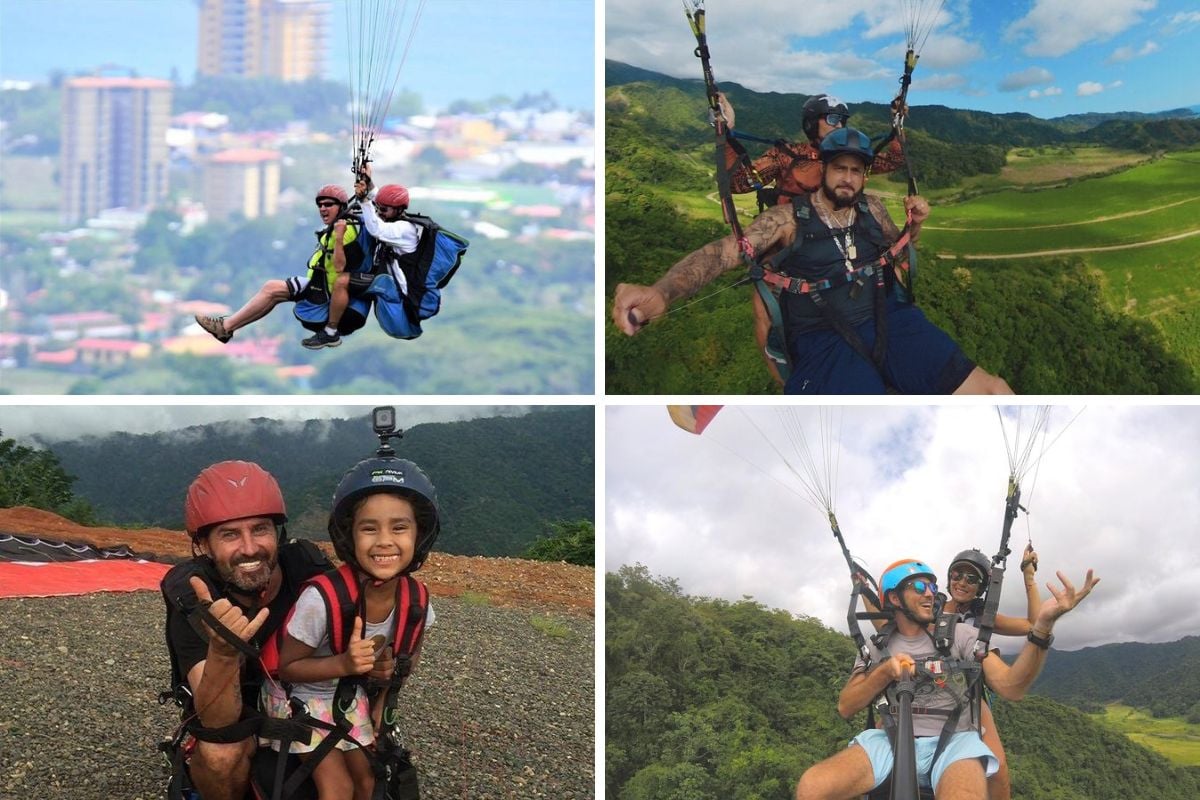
{"left": 282, "top": 583, "right": 436, "bottom": 702}
{"left": 361, "top": 188, "right": 422, "bottom": 253}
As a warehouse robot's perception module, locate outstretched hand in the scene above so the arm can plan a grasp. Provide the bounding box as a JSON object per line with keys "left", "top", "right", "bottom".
{"left": 612, "top": 283, "right": 668, "bottom": 335}
{"left": 903, "top": 195, "right": 930, "bottom": 225}
{"left": 188, "top": 576, "right": 268, "bottom": 658}
{"left": 1037, "top": 570, "right": 1100, "bottom": 625}
{"left": 716, "top": 91, "right": 736, "bottom": 128}
{"left": 340, "top": 616, "right": 378, "bottom": 677}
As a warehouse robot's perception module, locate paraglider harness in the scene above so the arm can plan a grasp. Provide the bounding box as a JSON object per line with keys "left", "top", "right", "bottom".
{"left": 825, "top": 511, "right": 995, "bottom": 800}
{"left": 158, "top": 545, "right": 429, "bottom": 800}
{"left": 750, "top": 196, "right": 915, "bottom": 388}
{"left": 293, "top": 205, "right": 469, "bottom": 341}
{"left": 681, "top": 0, "right": 917, "bottom": 387}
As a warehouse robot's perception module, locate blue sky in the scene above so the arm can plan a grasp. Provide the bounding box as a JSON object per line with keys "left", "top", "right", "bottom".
{"left": 606, "top": 0, "right": 1200, "bottom": 117}
{"left": 0, "top": 0, "right": 595, "bottom": 111}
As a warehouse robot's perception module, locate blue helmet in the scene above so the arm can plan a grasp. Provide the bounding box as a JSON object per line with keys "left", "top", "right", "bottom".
{"left": 880, "top": 559, "right": 937, "bottom": 604}
{"left": 819, "top": 127, "right": 875, "bottom": 166}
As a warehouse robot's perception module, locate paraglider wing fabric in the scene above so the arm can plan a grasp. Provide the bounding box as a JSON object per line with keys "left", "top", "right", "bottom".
{"left": 667, "top": 405, "right": 724, "bottom": 435}
{"left": 0, "top": 533, "right": 173, "bottom": 597}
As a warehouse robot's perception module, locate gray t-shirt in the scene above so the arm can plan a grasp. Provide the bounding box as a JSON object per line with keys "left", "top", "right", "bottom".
{"left": 284, "top": 583, "right": 435, "bottom": 703}
{"left": 851, "top": 623, "right": 980, "bottom": 737}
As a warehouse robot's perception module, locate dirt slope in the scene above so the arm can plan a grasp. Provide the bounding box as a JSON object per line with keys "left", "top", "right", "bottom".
{"left": 0, "top": 506, "right": 593, "bottom": 615}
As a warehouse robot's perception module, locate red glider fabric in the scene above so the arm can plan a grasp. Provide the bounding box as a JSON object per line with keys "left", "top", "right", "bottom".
{"left": 0, "top": 560, "right": 171, "bottom": 598}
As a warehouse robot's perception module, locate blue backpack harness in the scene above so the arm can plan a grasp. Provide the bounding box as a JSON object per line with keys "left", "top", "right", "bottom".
{"left": 294, "top": 211, "right": 469, "bottom": 340}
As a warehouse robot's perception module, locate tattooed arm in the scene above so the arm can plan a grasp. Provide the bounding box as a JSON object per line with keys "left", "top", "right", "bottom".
{"left": 612, "top": 205, "right": 796, "bottom": 335}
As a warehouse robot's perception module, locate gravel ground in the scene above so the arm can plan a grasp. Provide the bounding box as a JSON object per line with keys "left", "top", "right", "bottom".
{"left": 0, "top": 592, "right": 594, "bottom": 800}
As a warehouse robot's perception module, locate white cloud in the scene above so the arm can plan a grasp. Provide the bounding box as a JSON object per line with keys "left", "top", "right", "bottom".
{"left": 1006, "top": 0, "right": 1156, "bottom": 57}
{"left": 1164, "top": 10, "right": 1200, "bottom": 34}
{"left": 1028, "top": 87, "right": 1063, "bottom": 99}
{"left": 1000, "top": 66, "right": 1054, "bottom": 91}
{"left": 1076, "top": 80, "right": 1124, "bottom": 96}
{"left": 606, "top": 406, "right": 1200, "bottom": 651}
{"left": 1107, "top": 40, "right": 1160, "bottom": 63}
{"left": 605, "top": 0, "right": 979, "bottom": 97}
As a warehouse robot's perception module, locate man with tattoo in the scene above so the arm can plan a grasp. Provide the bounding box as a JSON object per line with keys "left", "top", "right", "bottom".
{"left": 719, "top": 92, "right": 905, "bottom": 386}
{"left": 611, "top": 127, "right": 1012, "bottom": 395}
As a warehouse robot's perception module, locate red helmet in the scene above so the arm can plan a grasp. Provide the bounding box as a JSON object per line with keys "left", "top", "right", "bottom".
{"left": 375, "top": 184, "right": 409, "bottom": 209}
{"left": 315, "top": 184, "right": 349, "bottom": 205}
{"left": 184, "top": 461, "right": 287, "bottom": 538}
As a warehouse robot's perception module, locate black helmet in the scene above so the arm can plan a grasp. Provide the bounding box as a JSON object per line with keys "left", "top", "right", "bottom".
{"left": 327, "top": 456, "right": 440, "bottom": 575}
{"left": 819, "top": 127, "right": 875, "bottom": 166}
{"left": 802, "top": 94, "right": 850, "bottom": 142}
{"left": 948, "top": 548, "right": 992, "bottom": 596}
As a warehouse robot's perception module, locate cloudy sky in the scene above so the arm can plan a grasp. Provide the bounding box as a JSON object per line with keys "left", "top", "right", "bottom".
{"left": 606, "top": 0, "right": 1200, "bottom": 116}
{"left": 606, "top": 404, "right": 1200, "bottom": 652}
{"left": 0, "top": 402, "right": 535, "bottom": 443}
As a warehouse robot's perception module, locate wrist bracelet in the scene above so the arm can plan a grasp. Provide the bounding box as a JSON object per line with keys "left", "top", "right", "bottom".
{"left": 1027, "top": 629, "right": 1054, "bottom": 650}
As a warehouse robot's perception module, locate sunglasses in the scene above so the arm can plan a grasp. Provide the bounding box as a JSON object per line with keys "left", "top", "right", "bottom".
{"left": 824, "top": 113, "right": 848, "bottom": 127}
{"left": 903, "top": 578, "right": 937, "bottom": 595}
{"left": 316, "top": 200, "right": 340, "bottom": 209}
{"left": 950, "top": 570, "right": 983, "bottom": 586}
{"left": 373, "top": 202, "right": 400, "bottom": 215}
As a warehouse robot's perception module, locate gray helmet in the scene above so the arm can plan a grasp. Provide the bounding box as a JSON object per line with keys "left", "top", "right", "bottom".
{"left": 802, "top": 94, "right": 851, "bottom": 142}
{"left": 327, "top": 456, "right": 440, "bottom": 575}
{"left": 948, "top": 548, "right": 992, "bottom": 595}
{"left": 819, "top": 127, "right": 875, "bottom": 166}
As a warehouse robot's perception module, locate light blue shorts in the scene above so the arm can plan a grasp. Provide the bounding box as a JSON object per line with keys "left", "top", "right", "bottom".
{"left": 851, "top": 729, "right": 997, "bottom": 791}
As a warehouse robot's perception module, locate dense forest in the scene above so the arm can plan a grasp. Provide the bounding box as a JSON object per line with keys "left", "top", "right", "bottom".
{"left": 1029, "top": 637, "right": 1200, "bottom": 721}
{"left": 13, "top": 407, "right": 593, "bottom": 557}
{"left": 607, "top": 565, "right": 1200, "bottom": 799}
{"left": 603, "top": 63, "right": 1200, "bottom": 394}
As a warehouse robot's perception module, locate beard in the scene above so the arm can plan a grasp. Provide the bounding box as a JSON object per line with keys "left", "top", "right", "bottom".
{"left": 216, "top": 551, "right": 279, "bottom": 593}
{"left": 821, "top": 182, "right": 861, "bottom": 209}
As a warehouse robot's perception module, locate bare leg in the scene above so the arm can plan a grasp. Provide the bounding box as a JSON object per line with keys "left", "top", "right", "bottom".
{"left": 308, "top": 747, "right": 354, "bottom": 800}
{"left": 795, "top": 743, "right": 877, "bottom": 800}
{"left": 345, "top": 747, "right": 376, "bottom": 800}
{"left": 328, "top": 273, "right": 350, "bottom": 330}
{"left": 935, "top": 757, "right": 987, "bottom": 800}
{"left": 751, "top": 292, "right": 786, "bottom": 388}
{"left": 953, "top": 366, "right": 1014, "bottom": 395}
{"left": 224, "top": 279, "right": 292, "bottom": 333}
{"left": 189, "top": 738, "right": 255, "bottom": 800}
{"left": 980, "top": 704, "right": 1011, "bottom": 800}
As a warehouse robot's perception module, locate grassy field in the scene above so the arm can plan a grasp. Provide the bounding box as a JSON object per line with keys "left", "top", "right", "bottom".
{"left": 1093, "top": 704, "right": 1200, "bottom": 766}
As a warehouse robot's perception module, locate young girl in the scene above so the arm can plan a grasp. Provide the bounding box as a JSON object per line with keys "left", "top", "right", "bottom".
{"left": 264, "top": 456, "right": 440, "bottom": 800}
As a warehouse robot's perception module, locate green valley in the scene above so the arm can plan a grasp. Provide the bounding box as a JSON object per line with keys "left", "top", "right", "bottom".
{"left": 605, "top": 64, "right": 1200, "bottom": 394}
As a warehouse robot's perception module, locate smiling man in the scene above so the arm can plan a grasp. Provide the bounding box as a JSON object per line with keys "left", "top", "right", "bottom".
{"left": 611, "top": 127, "right": 1011, "bottom": 395}
{"left": 161, "top": 460, "right": 329, "bottom": 800}
{"left": 794, "top": 559, "right": 1099, "bottom": 800}
{"left": 194, "top": 184, "right": 362, "bottom": 346}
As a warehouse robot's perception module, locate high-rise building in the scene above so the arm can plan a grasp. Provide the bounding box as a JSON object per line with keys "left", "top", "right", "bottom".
{"left": 203, "top": 148, "right": 282, "bottom": 221}
{"left": 60, "top": 77, "right": 172, "bottom": 224}
{"left": 197, "top": 0, "right": 329, "bottom": 82}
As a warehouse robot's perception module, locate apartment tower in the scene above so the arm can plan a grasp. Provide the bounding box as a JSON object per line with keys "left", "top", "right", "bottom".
{"left": 60, "top": 77, "right": 173, "bottom": 224}
{"left": 197, "top": 0, "right": 329, "bottom": 82}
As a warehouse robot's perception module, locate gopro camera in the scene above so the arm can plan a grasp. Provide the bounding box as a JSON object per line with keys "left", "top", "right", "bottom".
{"left": 372, "top": 406, "right": 403, "bottom": 456}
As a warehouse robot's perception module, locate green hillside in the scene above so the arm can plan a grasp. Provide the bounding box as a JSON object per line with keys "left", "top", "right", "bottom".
{"left": 604, "top": 65, "right": 1200, "bottom": 394}
{"left": 607, "top": 566, "right": 1200, "bottom": 799}
{"left": 36, "top": 408, "right": 594, "bottom": 558}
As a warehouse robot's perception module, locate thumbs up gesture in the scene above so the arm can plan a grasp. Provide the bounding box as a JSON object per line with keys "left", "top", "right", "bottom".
{"left": 341, "top": 616, "right": 378, "bottom": 676}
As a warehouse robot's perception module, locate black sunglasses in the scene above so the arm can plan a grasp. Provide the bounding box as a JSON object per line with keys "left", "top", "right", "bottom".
{"left": 903, "top": 578, "right": 937, "bottom": 595}
{"left": 950, "top": 570, "right": 983, "bottom": 586}
{"left": 316, "top": 200, "right": 340, "bottom": 209}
